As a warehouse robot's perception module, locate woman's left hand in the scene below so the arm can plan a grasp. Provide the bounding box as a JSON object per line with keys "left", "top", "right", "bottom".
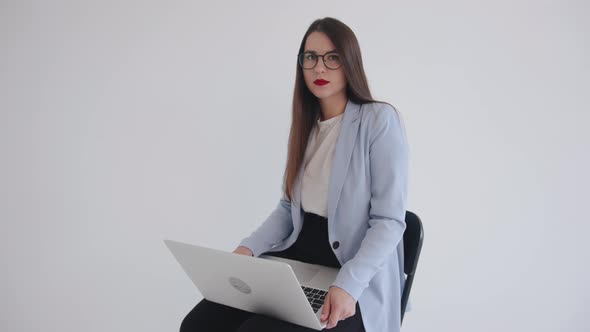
{"left": 320, "top": 286, "right": 356, "bottom": 329}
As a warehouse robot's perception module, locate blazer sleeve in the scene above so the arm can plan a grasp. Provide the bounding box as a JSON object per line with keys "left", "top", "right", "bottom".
{"left": 330, "top": 104, "right": 409, "bottom": 301}
{"left": 238, "top": 189, "right": 294, "bottom": 257}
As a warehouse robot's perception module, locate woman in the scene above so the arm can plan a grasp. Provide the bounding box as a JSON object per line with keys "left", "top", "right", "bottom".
{"left": 180, "top": 17, "right": 409, "bottom": 332}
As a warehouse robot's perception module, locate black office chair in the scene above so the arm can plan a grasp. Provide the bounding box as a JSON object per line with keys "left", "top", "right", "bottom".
{"left": 401, "top": 210, "right": 424, "bottom": 324}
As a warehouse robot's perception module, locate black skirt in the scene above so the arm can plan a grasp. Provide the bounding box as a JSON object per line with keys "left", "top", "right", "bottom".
{"left": 264, "top": 210, "right": 342, "bottom": 268}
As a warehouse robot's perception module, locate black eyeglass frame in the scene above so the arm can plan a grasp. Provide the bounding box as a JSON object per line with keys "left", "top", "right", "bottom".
{"left": 297, "top": 52, "right": 343, "bottom": 70}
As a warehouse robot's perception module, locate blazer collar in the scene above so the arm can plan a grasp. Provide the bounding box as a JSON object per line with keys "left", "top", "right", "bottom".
{"left": 293, "top": 99, "right": 362, "bottom": 222}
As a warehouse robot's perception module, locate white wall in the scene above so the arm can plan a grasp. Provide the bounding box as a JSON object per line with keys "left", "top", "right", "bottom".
{"left": 1, "top": 1, "right": 588, "bottom": 331}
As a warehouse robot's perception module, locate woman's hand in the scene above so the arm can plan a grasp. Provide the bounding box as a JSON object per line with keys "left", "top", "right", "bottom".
{"left": 320, "top": 286, "right": 356, "bottom": 329}
{"left": 232, "top": 246, "right": 254, "bottom": 256}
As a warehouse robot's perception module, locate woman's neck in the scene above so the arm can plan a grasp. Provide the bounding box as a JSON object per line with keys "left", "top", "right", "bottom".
{"left": 319, "top": 94, "right": 348, "bottom": 121}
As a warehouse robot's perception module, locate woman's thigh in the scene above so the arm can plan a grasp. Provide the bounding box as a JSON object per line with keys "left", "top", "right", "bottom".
{"left": 180, "top": 299, "right": 253, "bottom": 332}
{"left": 236, "top": 302, "right": 365, "bottom": 332}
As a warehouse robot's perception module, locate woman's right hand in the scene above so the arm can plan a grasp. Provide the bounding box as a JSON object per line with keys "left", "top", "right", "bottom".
{"left": 232, "top": 246, "right": 254, "bottom": 256}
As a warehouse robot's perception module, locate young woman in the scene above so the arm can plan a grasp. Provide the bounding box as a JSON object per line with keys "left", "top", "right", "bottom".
{"left": 180, "top": 17, "right": 409, "bottom": 332}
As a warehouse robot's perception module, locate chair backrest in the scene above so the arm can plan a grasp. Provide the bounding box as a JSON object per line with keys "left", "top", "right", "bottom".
{"left": 401, "top": 210, "right": 424, "bottom": 324}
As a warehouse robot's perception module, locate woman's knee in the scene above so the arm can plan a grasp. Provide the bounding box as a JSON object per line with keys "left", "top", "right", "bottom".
{"left": 179, "top": 299, "right": 251, "bottom": 332}
{"left": 236, "top": 315, "right": 312, "bottom": 332}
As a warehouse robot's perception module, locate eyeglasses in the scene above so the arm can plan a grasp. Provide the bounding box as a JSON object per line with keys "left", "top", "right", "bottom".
{"left": 297, "top": 51, "right": 343, "bottom": 70}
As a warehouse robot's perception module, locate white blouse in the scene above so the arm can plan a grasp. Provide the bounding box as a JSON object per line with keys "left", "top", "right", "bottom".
{"left": 300, "top": 112, "right": 344, "bottom": 218}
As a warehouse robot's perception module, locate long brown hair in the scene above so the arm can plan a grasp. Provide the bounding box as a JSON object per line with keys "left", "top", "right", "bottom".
{"left": 283, "top": 17, "right": 385, "bottom": 201}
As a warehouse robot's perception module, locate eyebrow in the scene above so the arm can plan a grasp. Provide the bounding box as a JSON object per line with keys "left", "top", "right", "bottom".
{"left": 304, "top": 49, "right": 337, "bottom": 54}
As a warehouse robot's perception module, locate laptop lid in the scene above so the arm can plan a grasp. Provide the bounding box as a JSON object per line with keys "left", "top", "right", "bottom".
{"left": 164, "top": 239, "right": 328, "bottom": 330}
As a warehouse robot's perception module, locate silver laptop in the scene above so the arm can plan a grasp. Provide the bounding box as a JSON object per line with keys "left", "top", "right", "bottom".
{"left": 164, "top": 239, "right": 340, "bottom": 330}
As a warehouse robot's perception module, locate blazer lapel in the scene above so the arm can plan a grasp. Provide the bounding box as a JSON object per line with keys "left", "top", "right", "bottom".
{"left": 327, "top": 99, "right": 361, "bottom": 224}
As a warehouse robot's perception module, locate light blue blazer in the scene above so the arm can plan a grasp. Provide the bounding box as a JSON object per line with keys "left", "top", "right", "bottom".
{"left": 239, "top": 99, "right": 409, "bottom": 332}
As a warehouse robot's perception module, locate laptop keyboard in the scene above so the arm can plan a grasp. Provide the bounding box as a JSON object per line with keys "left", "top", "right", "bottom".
{"left": 301, "top": 286, "right": 327, "bottom": 313}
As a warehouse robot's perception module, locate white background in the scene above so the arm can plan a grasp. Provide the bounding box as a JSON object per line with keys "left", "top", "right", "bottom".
{"left": 1, "top": 1, "right": 588, "bottom": 331}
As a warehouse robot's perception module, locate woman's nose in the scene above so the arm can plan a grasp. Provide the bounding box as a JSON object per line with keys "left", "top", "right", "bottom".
{"left": 314, "top": 58, "right": 327, "bottom": 73}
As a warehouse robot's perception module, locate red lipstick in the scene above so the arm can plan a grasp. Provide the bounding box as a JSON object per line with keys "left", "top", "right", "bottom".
{"left": 314, "top": 79, "right": 330, "bottom": 86}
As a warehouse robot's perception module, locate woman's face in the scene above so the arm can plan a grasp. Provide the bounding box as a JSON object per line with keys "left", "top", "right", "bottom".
{"left": 301, "top": 32, "right": 347, "bottom": 101}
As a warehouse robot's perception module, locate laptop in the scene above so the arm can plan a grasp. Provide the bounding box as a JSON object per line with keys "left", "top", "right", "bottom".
{"left": 164, "top": 239, "right": 340, "bottom": 330}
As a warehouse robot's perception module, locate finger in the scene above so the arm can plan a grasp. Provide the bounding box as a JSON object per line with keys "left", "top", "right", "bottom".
{"left": 327, "top": 308, "right": 341, "bottom": 329}
{"left": 342, "top": 307, "right": 354, "bottom": 320}
{"left": 321, "top": 292, "right": 331, "bottom": 321}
